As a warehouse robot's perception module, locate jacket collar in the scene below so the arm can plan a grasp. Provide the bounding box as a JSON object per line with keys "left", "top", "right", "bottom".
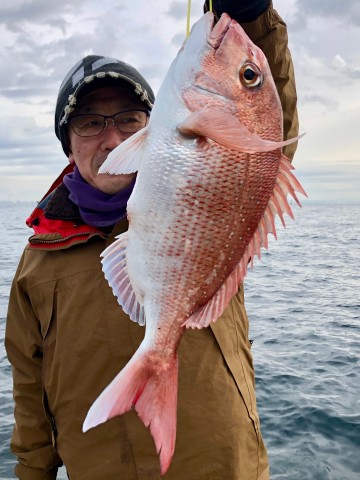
{"left": 43, "top": 182, "right": 84, "bottom": 222}
{"left": 27, "top": 163, "right": 76, "bottom": 227}
{"left": 26, "top": 164, "right": 108, "bottom": 250}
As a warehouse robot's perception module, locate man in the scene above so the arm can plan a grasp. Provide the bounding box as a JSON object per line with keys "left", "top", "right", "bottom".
{"left": 5, "top": 1, "right": 298, "bottom": 479}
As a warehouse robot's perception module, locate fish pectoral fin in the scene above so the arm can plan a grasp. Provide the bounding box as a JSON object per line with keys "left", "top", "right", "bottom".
{"left": 101, "top": 232, "right": 146, "bottom": 326}
{"left": 99, "top": 126, "right": 149, "bottom": 175}
{"left": 177, "top": 108, "right": 304, "bottom": 153}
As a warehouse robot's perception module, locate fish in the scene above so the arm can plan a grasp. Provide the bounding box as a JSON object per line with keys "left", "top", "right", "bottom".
{"left": 83, "top": 11, "right": 306, "bottom": 475}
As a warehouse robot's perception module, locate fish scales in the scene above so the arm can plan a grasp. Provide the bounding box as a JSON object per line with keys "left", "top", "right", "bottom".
{"left": 133, "top": 153, "right": 245, "bottom": 314}
{"left": 83, "top": 12, "right": 306, "bottom": 475}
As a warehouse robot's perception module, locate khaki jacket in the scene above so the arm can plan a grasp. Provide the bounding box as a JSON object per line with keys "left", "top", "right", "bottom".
{"left": 7, "top": 219, "right": 268, "bottom": 480}
{"left": 6, "top": 4, "right": 298, "bottom": 480}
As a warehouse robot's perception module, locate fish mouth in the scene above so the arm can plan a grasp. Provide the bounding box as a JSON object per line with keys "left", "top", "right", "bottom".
{"left": 193, "top": 84, "right": 227, "bottom": 101}
{"left": 207, "top": 12, "right": 232, "bottom": 49}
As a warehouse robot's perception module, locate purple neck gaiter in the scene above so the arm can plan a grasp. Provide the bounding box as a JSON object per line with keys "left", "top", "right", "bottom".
{"left": 63, "top": 166, "right": 135, "bottom": 227}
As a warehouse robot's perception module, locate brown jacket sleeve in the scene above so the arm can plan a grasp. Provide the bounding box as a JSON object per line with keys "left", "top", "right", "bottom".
{"left": 205, "top": 1, "right": 299, "bottom": 161}
{"left": 5, "top": 252, "right": 62, "bottom": 480}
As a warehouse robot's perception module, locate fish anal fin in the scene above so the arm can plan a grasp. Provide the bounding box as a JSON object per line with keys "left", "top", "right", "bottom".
{"left": 99, "top": 126, "right": 148, "bottom": 175}
{"left": 101, "top": 233, "right": 145, "bottom": 325}
{"left": 183, "top": 256, "right": 249, "bottom": 329}
{"left": 177, "top": 108, "right": 304, "bottom": 153}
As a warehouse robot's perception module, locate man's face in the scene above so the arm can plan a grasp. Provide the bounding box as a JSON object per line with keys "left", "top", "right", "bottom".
{"left": 68, "top": 86, "right": 147, "bottom": 194}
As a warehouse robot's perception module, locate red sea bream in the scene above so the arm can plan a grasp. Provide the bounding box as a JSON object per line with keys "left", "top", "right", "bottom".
{"left": 83, "top": 12, "right": 306, "bottom": 474}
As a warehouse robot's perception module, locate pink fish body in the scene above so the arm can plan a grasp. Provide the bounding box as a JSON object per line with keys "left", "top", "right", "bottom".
{"left": 83, "top": 12, "right": 306, "bottom": 474}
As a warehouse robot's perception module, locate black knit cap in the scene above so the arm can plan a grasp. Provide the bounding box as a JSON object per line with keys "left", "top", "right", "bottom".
{"left": 55, "top": 55, "right": 155, "bottom": 157}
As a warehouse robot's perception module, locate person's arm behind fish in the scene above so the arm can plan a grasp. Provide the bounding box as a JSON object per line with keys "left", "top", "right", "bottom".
{"left": 6, "top": 253, "right": 63, "bottom": 480}
{"left": 204, "top": 0, "right": 299, "bottom": 161}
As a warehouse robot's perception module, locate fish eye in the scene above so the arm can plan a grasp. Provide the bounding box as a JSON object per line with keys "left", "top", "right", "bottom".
{"left": 240, "top": 62, "right": 262, "bottom": 88}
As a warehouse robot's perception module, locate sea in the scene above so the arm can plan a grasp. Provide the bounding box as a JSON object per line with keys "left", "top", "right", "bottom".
{"left": 0, "top": 201, "right": 359, "bottom": 479}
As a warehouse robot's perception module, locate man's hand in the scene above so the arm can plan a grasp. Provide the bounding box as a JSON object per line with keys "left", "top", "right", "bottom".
{"left": 204, "top": 0, "right": 270, "bottom": 23}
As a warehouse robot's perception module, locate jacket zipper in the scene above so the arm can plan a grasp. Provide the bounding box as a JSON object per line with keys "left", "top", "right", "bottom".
{"left": 30, "top": 231, "right": 107, "bottom": 245}
{"left": 50, "top": 415, "right": 57, "bottom": 435}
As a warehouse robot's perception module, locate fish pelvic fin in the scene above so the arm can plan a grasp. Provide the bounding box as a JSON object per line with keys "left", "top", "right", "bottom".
{"left": 177, "top": 108, "right": 304, "bottom": 153}
{"left": 183, "top": 155, "right": 307, "bottom": 330}
{"left": 101, "top": 232, "right": 145, "bottom": 325}
{"left": 83, "top": 349, "right": 179, "bottom": 476}
{"left": 99, "top": 126, "right": 148, "bottom": 175}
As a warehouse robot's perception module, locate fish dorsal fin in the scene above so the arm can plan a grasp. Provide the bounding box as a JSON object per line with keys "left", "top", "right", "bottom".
{"left": 101, "top": 233, "right": 146, "bottom": 326}
{"left": 177, "top": 108, "right": 304, "bottom": 153}
{"left": 99, "top": 127, "right": 149, "bottom": 175}
{"left": 183, "top": 154, "right": 307, "bottom": 329}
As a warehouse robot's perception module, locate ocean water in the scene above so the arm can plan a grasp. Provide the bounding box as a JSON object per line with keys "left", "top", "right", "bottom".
{"left": 0, "top": 201, "right": 359, "bottom": 479}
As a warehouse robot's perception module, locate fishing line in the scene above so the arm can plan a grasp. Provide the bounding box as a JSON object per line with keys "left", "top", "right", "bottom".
{"left": 186, "top": 0, "right": 213, "bottom": 37}
{"left": 186, "top": 0, "right": 191, "bottom": 37}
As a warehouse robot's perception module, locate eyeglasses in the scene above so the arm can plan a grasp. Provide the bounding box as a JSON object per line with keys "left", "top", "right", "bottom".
{"left": 69, "top": 109, "right": 150, "bottom": 137}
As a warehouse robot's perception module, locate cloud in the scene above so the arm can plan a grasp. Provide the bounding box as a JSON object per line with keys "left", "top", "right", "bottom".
{"left": 166, "top": 1, "right": 190, "bottom": 21}
{"left": 0, "top": 0, "right": 73, "bottom": 26}
{"left": 332, "top": 54, "right": 347, "bottom": 69}
{"left": 331, "top": 54, "right": 360, "bottom": 79}
{"left": 0, "top": 116, "right": 50, "bottom": 149}
{"left": 300, "top": 93, "right": 338, "bottom": 110}
{"left": 295, "top": 160, "right": 360, "bottom": 203}
{"left": 0, "top": 0, "right": 359, "bottom": 203}
{"left": 285, "top": 0, "right": 360, "bottom": 86}
{"left": 293, "top": 0, "right": 360, "bottom": 27}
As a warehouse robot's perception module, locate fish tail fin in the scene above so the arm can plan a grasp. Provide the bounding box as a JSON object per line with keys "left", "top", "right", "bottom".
{"left": 83, "top": 350, "right": 178, "bottom": 475}
{"left": 135, "top": 355, "right": 179, "bottom": 475}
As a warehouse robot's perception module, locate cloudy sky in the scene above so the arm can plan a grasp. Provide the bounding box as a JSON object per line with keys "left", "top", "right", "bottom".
{"left": 0, "top": 0, "right": 359, "bottom": 203}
